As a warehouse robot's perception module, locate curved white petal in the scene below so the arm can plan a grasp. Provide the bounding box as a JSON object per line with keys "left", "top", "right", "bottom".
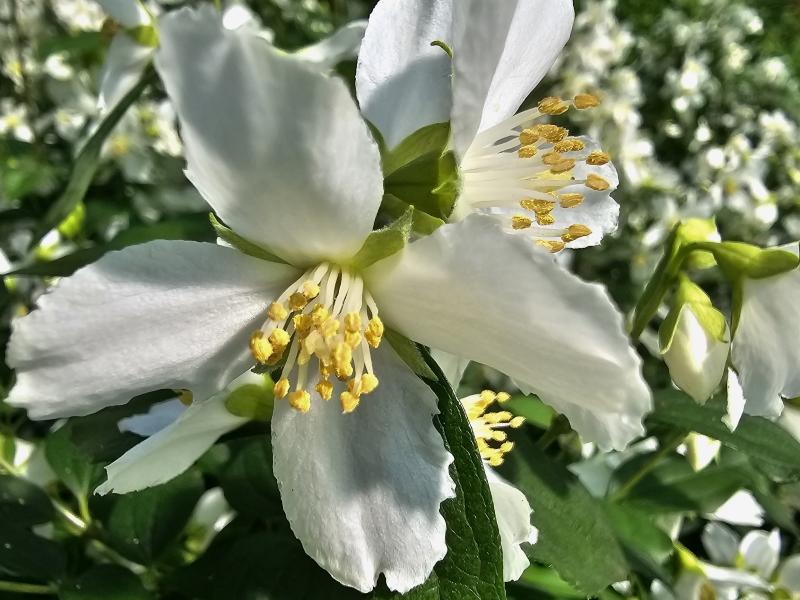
{"left": 451, "top": 0, "right": 574, "bottom": 154}
{"left": 701, "top": 522, "right": 740, "bottom": 566}
{"left": 118, "top": 398, "right": 187, "bottom": 437}
{"left": 156, "top": 6, "right": 383, "bottom": 265}
{"left": 779, "top": 404, "right": 800, "bottom": 442}
{"left": 707, "top": 490, "right": 765, "bottom": 527}
{"left": 429, "top": 349, "right": 470, "bottom": 390}
{"left": 7, "top": 240, "right": 298, "bottom": 419}
{"left": 356, "top": 0, "right": 453, "bottom": 149}
{"left": 97, "top": 33, "right": 152, "bottom": 112}
{"left": 367, "top": 216, "right": 651, "bottom": 450}
{"left": 296, "top": 20, "right": 367, "bottom": 69}
{"left": 271, "top": 344, "right": 454, "bottom": 593}
{"left": 97, "top": 0, "right": 150, "bottom": 27}
{"left": 732, "top": 246, "right": 800, "bottom": 419}
{"left": 724, "top": 368, "right": 746, "bottom": 431}
{"left": 740, "top": 529, "right": 781, "bottom": 580}
{"left": 96, "top": 374, "right": 258, "bottom": 494}
{"left": 777, "top": 555, "right": 800, "bottom": 593}
{"left": 485, "top": 468, "right": 536, "bottom": 582}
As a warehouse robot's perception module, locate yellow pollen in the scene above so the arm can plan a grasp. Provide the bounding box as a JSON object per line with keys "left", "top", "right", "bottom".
{"left": 586, "top": 151, "right": 611, "bottom": 165}
{"left": 292, "top": 313, "right": 313, "bottom": 336}
{"left": 269, "top": 327, "right": 291, "bottom": 350}
{"left": 535, "top": 212, "right": 556, "bottom": 226}
{"left": 537, "top": 96, "right": 569, "bottom": 115}
{"left": 559, "top": 193, "right": 584, "bottom": 208}
{"left": 510, "top": 416, "right": 525, "bottom": 428}
{"left": 360, "top": 373, "right": 379, "bottom": 394}
{"left": 344, "top": 312, "right": 362, "bottom": 333}
{"left": 288, "top": 292, "right": 309, "bottom": 311}
{"left": 496, "top": 392, "right": 511, "bottom": 403}
{"left": 345, "top": 330, "right": 362, "bottom": 349}
{"left": 542, "top": 151, "right": 563, "bottom": 166}
{"left": 365, "top": 317, "right": 384, "bottom": 348}
{"left": 586, "top": 173, "right": 610, "bottom": 191}
{"left": 550, "top": 158, "right": 576, "bottom": 174}
{"left": 500, "top": 441, "right": 514, "bottom": 453}
{"left": 521, "top": 198, "right": 556, "bottom": 214}
{"left": 536, "top": 239, "right": 566, "bottom": 253}
{"left": 301, "top": 281, "right": 320, "bottom": 299}
{"left": 333, "top": 342, "right": 353, "bottom": 379}
{"left": 249, "top": 331, "right": 273, "bottom": 364}
{"left": 534, "top": 124, "right": 569, "bottom": 143}
{"left": 488, "top": 455, "right": 504, "bottom": 467}
{"left": 340, "top": 391, "right": 360, "bottom": 413}
{"left": 519, "top": 128, "right": 538, "bottom": 145}
{"left": 511, "top": 215, "right": 533, "bottom": 230}
{"left": 274, "top": 378, "right": 290, "bottom": 399}
{"left": 311, "top": 305, "right": 329, "bottom": 327}
{"left": 288, "top": 390, "right": 311, "bottom": 413}
{"left": 518, "top": 144, "right": 538, "bottom": 158}
{"left": 268, "top": 302, "right": 288, "bottom": 321}
{"left": 561, "top": 224, "right": 592, "bottom": 242}
{"left": 554, "top": 138, "right": 586, "bottom": 153}
{"left": 574, "top": 93, "right": 601, "bottom": 109}
{"left": 176, "top": 389, "right": 193, "bottom": 406}
{"left": 491, "top": 431, "right": 508, "bottom": 442}
{"left": 315, "top": 379, "right": 333, "bottom": 401}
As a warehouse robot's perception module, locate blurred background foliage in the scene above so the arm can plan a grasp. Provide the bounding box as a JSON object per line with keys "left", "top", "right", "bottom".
{"left": 1, "top": 0, "right": 800, "bottom": 599}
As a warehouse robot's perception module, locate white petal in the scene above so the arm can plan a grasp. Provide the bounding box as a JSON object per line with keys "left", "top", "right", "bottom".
{"left": 271, "top": 344, "right": 454, "bottom": 593}
{"left": 451, "top": 0, "right": 574, "bottom": 154}
{"left": 701, "top": 522, "right": 740, "bottom": 566}
{"left": 7, "top": 240, "right": 298, "bottom": 419}
{"left": 97, "top": 33, "right": 152, "bottom": 112}
{"left": 703, "top": 563, "right": 769, "bottom": 592}
{"left": 485, "top": 468, "right": 535, "bottom": 582}
{"left": 731, "top": 245, "right": 800, "bottom": 418}
{"left": 707, "top": 490, "right": 765, "bottom": 527}
{"left": 295, "top": 20, "right": 367, "bottom": 69}
{"left": 740, "top": 529, "right": 781, "bottom": 579}
{"left": 367, "top": 215, "right": 652, "bottom": 450}
{"left": 96, "top": 0, "right": 150, "bottom": 27}
{"left": 724, "top": 368, "right": 746, "bottom": 431}
{"left": 356, "top": 0, "right": 453, "bottom": 149}
{"left": 96, "top": 375, "right": 255, "bottom": 494}
{"left": 156, "top": 6, "right": 383, "bottom": 265}
{"left": 429, "top": 349, "right": 470, "bottom": 390}
{"left": 779, "top": 404, "right": 800, "bottom": 442}
{"left": 776, "top": 555, "right": 800, "bottom": 592}
{"left": 118, "top": 398, "right": 187, "bottom": 437}
{"left": 684, "top": 433, "right": 721, "bottom": 472}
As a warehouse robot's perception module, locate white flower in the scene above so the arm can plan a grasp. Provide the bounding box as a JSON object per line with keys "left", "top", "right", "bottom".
{"left": 730, "top": 243, "right": 800, "bottom": 419}
{"left": 0, "top": 99, "right": 34, "bottom": 142}
{"left": 460, "top": 391, "right": 536, "bottom": 582}
{"left": 357, "top": 0, "right": 620, "bottom": 253}
{"left": 7, "top": 6, "right": 649, "bottom": 592}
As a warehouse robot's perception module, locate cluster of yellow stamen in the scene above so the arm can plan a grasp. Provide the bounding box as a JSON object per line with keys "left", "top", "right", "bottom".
{"left": 458, "top": 93, "right": 615, "bottom": 254}
{"left": 248, "top": 264, "right": 384, "bottom": 414}
{"left": 463, "top": 390, "right": 525, "bottom": 467}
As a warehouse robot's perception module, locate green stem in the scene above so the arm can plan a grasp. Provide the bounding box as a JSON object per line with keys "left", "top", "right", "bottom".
{"left": 0, "top": 580, "right": 55, "bottom": 595}
{"left": 536, "top": 415, "right": 571, "bottom": 450}
{"left": 610, "top": 432, "right": 686, "bottom": 502}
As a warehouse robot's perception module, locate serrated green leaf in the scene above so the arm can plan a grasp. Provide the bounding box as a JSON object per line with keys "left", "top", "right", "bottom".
{"left": 498, "top": 436, "right": 628, "bottom": 595}
{"left": 0, "top": 474, "right": 54, "bottom": 527}
{"left": 60, "top": 565, "right": 152, "bottom": 600}
{"left": 209, "top": 212, "right": 288, "bottom": 264}
{"left": 350, "top": 206, "right": 413, "bottom": 269}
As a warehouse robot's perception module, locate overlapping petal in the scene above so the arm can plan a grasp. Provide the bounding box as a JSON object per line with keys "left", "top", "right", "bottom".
{"left": 485, "top": 468, "right": 536, "bottom": 581}
{"left": 97, "top": 33, "right": 152, "bottom": 111}
{"left": 7, "top": 240, "right": 297, "bottom": 419}
{"left": 156, "top": 6, "right": 384, "bottom": 266}
{"left": 366, "top": 215, "right": 651, "bottom": 450}
{"left": 271, "top": 344, "right": 454, "bottom": 593}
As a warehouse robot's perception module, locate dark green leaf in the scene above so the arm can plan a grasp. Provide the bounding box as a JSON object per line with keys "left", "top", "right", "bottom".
{"left": 0, "top": 523, "right": 66, "bottom": 580}
{"left": 603, "top": 503, "right": 674, "bottom": 582}
{"left": 59, "top": 565, "right": 152, "bottom": 600}
{"left": 45, "top": 424, "right": 105, "bottom": 501}
{"left": 0, "top": 474, "right": 54, "bottom": 526}
{"left": 498, "top": 437, "right": 628, "bottom": 595}
{"left": 217, "top": 436, "right": 283, "bottom": 519}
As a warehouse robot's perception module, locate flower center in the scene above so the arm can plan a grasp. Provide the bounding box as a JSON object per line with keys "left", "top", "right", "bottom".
{"left": 463, "top": 390, "right": 525, "bottom": 467}
{"left": 458, "top": 94, "right": 611, "bottom": 253}
{"left": 249, "top": 263, "right": 384, "bottom": 414}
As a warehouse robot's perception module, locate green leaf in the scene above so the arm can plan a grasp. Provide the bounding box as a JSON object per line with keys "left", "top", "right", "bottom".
{"left": 0, "top": 474, "right": 54, "bottom": 526}
{"left": 45, "top": 424, "right": 105, "bottom": 502}
{"left": 0, "top": 524, "right": 66, "bottom": 580}
{"left": 498, "top": 436, "right": 628, "bottom": 595}
{"left": 60, "top": 565, "right": 152, "bottom": 600}
{"left": 217, "top": 437, "right": 283, "bottom": 519}
{"left": 603, "top": 503, "right": 674, "bottom": 582}
{"left": 648, "top": 389, "right": 800, "bottom": 480}
{"left": 209, "top": 213, "right": 288, "bottom": 264}
{"left": 33, "top": 70, "right": 152, "bottom": 246}
{"left": 510, "top": 565, "right": 584, "bottom": 599}
{"left": 350, "top": 206, "right": 413, "bottom": 270}
{"left": 380, "top": 194, "right": 444, "bottom": 235}
{"left": 384, "top": 329, "right": 436, "bottom": 381}
{"left": 101, "top": 470, "right": 204, "bottom": 564}
{"left": 224, "top": 381, "right": 275, "bottom": 422}
{"left": 383, "top": 123, "right": 451, "bottom": 177}
{"left": 503, "top": 395, "right": 555, "bottom": 430}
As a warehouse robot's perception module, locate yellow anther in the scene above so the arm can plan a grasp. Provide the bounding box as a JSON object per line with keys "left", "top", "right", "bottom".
{"left": 360, "top": 373, "right": 379, "bottom": 394}
{"left": 176, "top": 389, "right": 193, "bottom": 406}
{"left": 500, "top": 441, "right": 514, "bottom": 453}
{"left": 510, "top": 416, "right": 525, "bottom": 428}
{"left": 561, "top": 224, "right": 593, "bottom": 242}
{"left": 479, "top": 390, "right": 497, "bottom": 405}
{"left": 538, "top": 96, "right": 569, "bottom": 115}
{"left": 535, "top": 212, "right": 556, "bottom": 226}
{"left": 488, "top": 455, "right": 504, "bottom": 467}
{"left": 586, "top": 173, "right": 610, "bottom": 191}
{"left": 340, "top": 391, "right": 360, "bottom": 413}
{"left": 520, "top": 198, "right": 556, "bottom": 213}
{"left": 542, "top": 151, "right": 563, "bottom": 166}
{"left": 344, "top": 312, "right": 362, "bottom": 333}
{"left": 301, "top": 281, "right": 320, "bottom": 300}
{"left": 550, "top": 158, "right": 576, "bottom": 174}
{"left": 269, "top": 327, "right": 291, "bottom": 350}
{"left": 345, "top": 330, "right": 362, "bottom": 349}
{"left": 289, "top": 292, "right": 309, "bottom": 311}
{"left": 274, "top": 378, "right": 290, "bottom": 399}
{"left": 554, "top": 138, "right": 586, "bottom": 153}
{"left": 288, "top": 390, "right": 311, "bottom": 413}
{"left": 249, "top": 331, "right": 273, "bottom": 364}
{"left": 321, "top": 318, "right": 340, "bottom": 339}
{"left": 496, "top": 392, "right": 511, "bottom": 403}
{"left": 333, "top": 342, "right": 353, "bottom": 379}
{"left": 511, "top": 215, "right": 533, "bottom": 230}
{"left": 293, "top": 313, "right": 313, "bottom": 336}
{"left": 559, "top": 193, "right": 584, "bottom": 208}
{"left": 519, "top": 128, "right": 539, "bottom": 145}
{"left": 267, "top": 302, "right": 288, "bottom": 321}
{"left": 586, "top": 151, "right": 611, "bottom": 166}
{"left": 534, "top": 124, "right": 569, "bottom": 143}
{"left": 535, "top": 239, "right": 566, "bottom": 253}
{"left": 310, "top": 305, "right": 329, "bottom": 327}
{"left": 518, "top": 144, "right": 538, "bottom": 159}
{"left": 365, "top": 317, "right": 384, "bottom": 348}
{"left": 315, "top": 379, "right": 333, "bottom": 401}
{"left": 574, "top": 93, "right": 601, "bottom": 109}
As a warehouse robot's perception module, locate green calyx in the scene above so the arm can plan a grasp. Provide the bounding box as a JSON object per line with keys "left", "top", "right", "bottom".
{"left": 675, "top": 217, "right": 719, "bottom": 270}
{"left": 348, "top": 205, "right": 414, "bottom": 270}
{"left": 693, "top": 241, "right": 800, "bottom": 281}
{"left": 224, "top": 376, "right": 275, "bottom": 421}
{"left": 658, "top": 277, "right": 729, "bottom": 353}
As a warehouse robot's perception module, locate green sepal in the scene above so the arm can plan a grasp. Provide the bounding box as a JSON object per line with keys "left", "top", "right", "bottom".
{"left": 126, "top": 24, "right": 159, "bottom": 48}
{"left": 658, "top": 277, "right": 729, "bottom": 353}
{"left": 383, "top": 328, "right": 436, "bottom": 380}
{"left": 224, "top": 377, "right": 275, "bottom": 422}
{"left": 349, "top": 205, "right": 413, "bottom": 270}
{"left": 382, "top": 122, "right": 450, "bottom": 177}
{"left": 380, "top": 193, "right": 444, "bottom": 235}
{"left": 209, "top": 213, "right": 288, "bottom": 264}
{"left": 675, "top": 217, "right": 719, "bottom": 270}
{"left": 711, "top": 241, "right": 800, "bottom": 280}
{"left": 433, "top": 150, "right": 460, "bottom": 219}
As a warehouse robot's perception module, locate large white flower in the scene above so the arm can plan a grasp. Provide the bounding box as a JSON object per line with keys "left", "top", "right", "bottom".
{"left": 357, "top": 0, "right": 620, "bottom": 252}
{"left": 7, "top": 6, "right": 649, "bottom": 592}
{"left": 730, "top": 243, "right": 800, "bottom": 419}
